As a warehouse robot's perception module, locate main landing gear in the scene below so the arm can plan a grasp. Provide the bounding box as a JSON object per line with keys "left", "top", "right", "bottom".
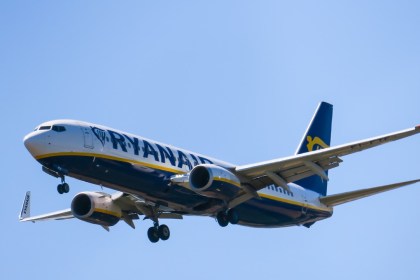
{"left": 216, "top": 209, "right": 239, "bottom": 227}
{"left": 57, "top": 176, "right": 70, "bottom": 194}
{"left": 147, "top": 222, "right": 170, "bottom": 243}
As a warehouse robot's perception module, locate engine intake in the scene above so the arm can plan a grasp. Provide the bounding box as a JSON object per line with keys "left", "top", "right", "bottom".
{"left": 71, "top": 192, "right": 122, "bottom": 227}
{"left": 189, "top": 164, "right": 241, "bottom": 199}
{"left": 190, "top": 165, "right": 211, "bottom": 189}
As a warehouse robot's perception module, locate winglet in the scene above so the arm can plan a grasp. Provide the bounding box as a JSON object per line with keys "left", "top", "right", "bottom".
{"left": 19, "top": 191, "right": 31, "bottom": 221}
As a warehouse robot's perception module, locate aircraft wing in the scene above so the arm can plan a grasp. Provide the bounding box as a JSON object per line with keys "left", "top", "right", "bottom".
{"left": 19, "top": 191, "right": 182, "bottom": 229}
{"left": 20, "top": 209, "right": 73, "bottom": 222}
{"left": 235, "top": 126, "right": 420, "bottom": 190}
{"left": 19, "top": 191, "right": 74, "bottom": 222}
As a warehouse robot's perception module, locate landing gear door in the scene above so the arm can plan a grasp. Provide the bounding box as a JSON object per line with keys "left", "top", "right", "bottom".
{"left": 82, "top": 127, "right": 94, "bottom": 149}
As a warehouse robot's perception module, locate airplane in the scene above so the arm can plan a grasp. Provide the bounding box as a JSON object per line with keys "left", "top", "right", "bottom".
{"left": 20, "top": 102, "right": 420, "bottom": 243}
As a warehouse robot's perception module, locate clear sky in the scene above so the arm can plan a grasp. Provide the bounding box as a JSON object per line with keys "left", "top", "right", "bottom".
{"left": 1, "top": 1, "right": 420, "bottom": 279}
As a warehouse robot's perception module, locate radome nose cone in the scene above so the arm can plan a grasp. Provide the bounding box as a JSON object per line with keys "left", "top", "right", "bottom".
{"left": 23, "top": 134, "right": 33, "bottom": 150}
{"left": 23, "top": 132, "right": 43, "bottom": 157}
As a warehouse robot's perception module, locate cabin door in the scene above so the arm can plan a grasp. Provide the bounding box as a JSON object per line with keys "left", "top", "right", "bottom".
{"left": 82, "top": 127, "right": 94, "bottom": 149}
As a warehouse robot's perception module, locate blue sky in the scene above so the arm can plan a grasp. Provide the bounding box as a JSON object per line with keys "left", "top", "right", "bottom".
{"left": 1, "top": 1, "right": 420, "bottom": 279}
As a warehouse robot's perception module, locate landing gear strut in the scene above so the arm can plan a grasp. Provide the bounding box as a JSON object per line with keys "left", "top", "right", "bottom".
{"left": 147, "top": 222, "right": 170, "bottom": 243}
{"left": 217, "top": 209, "right": 239, "bottom": 227}
{"left": 42, "top": 166, "right": 70, "bottom": 194}
{"left": 57, "top": 176, "right": 69, "bottom": 194}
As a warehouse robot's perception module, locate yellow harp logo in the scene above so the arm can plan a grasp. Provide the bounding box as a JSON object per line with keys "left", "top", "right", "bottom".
{"left": 306, "top": 136, "right": 329, "bottom": 152}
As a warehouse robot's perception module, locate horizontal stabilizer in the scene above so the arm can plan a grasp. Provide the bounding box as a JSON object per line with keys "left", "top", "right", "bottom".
{"left": 320, "top": 179, "right": 420, "bottom": 207}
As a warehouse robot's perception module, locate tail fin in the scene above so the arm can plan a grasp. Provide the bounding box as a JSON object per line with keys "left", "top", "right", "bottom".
{"left": 294, "top": 102, "right": 333, "bottom": 196}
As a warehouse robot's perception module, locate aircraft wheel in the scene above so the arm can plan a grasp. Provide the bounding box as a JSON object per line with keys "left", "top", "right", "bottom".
{"left": 147, "top": 227, "right": 159, "bottom": 243}
{"left": 158, "top": 224, "right": 170, "bottom": 241}
{"left": 227, "top": 209, "right": 239, "bottom": 224}
{"left": 57, "top": 184, "right": 64, "bottom": 194}
{"left": 62, "top": 183, "right": 70, "bottom": 193}
{"left": 217, "top": 212, "right": 229, "bottom": 227}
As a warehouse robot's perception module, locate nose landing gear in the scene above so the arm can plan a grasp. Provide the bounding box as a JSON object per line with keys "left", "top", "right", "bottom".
{"left": 42, "top": 166, "right": 70, "bottom": 194}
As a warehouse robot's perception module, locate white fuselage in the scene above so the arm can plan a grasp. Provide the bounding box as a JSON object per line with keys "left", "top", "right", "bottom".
{"left": 24, "top": 119, "right": 332, "bottom": 227}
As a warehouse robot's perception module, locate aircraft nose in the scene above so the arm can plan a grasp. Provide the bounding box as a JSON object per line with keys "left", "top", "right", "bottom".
{"left": 23, "top": 132, "right": 47, "bottom": 157}
{"left": 24, "top": 133, "right": 37, "bottom": 154}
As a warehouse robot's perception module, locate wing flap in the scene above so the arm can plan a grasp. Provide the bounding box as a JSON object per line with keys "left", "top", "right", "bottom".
{"left": 319, "top": 179, "right": 420, "bottom": 207}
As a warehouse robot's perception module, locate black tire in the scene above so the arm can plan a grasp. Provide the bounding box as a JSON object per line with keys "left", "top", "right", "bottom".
{"left": 57, "top": 184, "right": 64, "bottom": 194}
{"left": 217, "top": 212, "right": 229, "bottom": 227}
{"left": 227, "top": 209, "right": 239, "bottom": 224}
{"left": 158, "top": 224, "right": 170, "bottom": 241}
{"left": 147, "top": 227, "right": 159, "bottom": 243}
{"left": 62, "top": 183, "right": 70, "bottom": 193}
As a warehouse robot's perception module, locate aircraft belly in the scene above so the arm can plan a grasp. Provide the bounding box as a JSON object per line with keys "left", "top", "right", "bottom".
{"left": 38, "top": 154, "right": 333, "bottom": 228}
{"left": 38, "top": 155, "right": 214, "bottom": 209}
{"left": 236, "top": 198, "right": 332, "bottom": 228}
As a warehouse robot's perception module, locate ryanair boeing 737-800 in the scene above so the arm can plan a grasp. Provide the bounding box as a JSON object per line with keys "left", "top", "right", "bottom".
{"left": 20, "top": 102, "right": 420, "bottom": 243}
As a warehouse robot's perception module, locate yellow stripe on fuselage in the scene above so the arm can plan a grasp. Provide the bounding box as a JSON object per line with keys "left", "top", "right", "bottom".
{"left": 259, "top": 193, "right": 331, "bottom": 213}
{"left": 36, "top": 152, "right": 185, "bottom": 174}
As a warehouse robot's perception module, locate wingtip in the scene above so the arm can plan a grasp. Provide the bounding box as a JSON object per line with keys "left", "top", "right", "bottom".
{"left": 19, "top": 191, "right": 31, "bottom": 221}
{"left": 398, "top": 179, "right": 420, "bottom": 188}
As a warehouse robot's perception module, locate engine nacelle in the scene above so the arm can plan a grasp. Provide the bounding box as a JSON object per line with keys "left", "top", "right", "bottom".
{"left": 189, "top": 164, "right": 241, "bottom": 199}
{"left": 71, "top": 192, "right": 122, "bottom": 227}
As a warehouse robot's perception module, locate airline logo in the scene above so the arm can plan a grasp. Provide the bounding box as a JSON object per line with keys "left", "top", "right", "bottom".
{"left": 90, "top": 126, "right": 213, "bottom": 170}
{"left": 306, "top": 136, "right": 329, "bottom": 152}
{"left": 92, "top": 127, "right": 107, "bottom": 147}
{"left": 20, "top": 192, "right": 30, "bottom": 218}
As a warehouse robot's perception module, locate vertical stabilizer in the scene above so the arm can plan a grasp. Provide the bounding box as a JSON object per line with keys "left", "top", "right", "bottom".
{"left": 294, "top": 102, "right": 333, "bottom": 195}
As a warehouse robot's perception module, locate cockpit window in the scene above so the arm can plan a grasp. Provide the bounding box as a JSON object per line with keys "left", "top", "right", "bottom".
{"left": 52, "top": 125, "right": 66, "bottom": 132}
{"left": 39, "top": 126, "right": 52, "bottom": 130}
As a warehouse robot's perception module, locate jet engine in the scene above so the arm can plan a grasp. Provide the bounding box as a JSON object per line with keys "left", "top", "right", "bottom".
{"left": 71, "top": 192, "right": 122, "bottom": 227}
{"left": 188, "top": 164, "right": 241, "bottom": 200}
